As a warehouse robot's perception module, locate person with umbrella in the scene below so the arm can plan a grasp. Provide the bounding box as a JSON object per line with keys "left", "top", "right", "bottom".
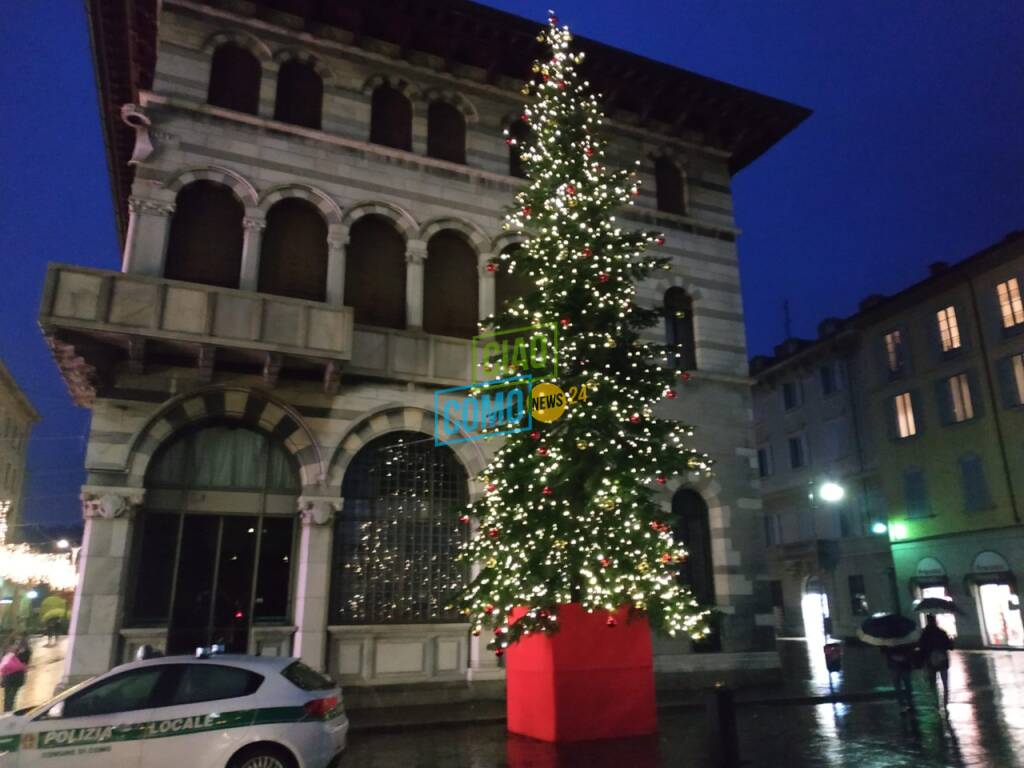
{"left": 858, "top": 613, "right": 920, "bottom": 713}
{"left": 913, "top": 597, "right": 959, "bottom": 711}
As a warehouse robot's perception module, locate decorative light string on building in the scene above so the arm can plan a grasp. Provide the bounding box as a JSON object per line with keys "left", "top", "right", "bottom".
{"left": 0, "top": 502, "right": 78, "bottom": 591}
{"left": 456, "top": 14, "right": 712, "bottom": 652}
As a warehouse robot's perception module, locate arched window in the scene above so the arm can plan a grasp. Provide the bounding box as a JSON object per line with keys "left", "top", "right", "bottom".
{"left": 165, "top": 181, "right": 244, "bottom": 288}
{"left": 370, "top": 85, "right": 412, "bottom": 151}
{"left": 344, "top": 215, "right": 406, "bottom": 329}
{"left": 258, "top": 198, "right": 328, "bottom": 302}
{"left": 331, "top": 431, "right": 468, "bottom": 624}
{"left": 655, "top": 157, "right": 686, "bottom": 215}
{"left": 665, "top": 287, "right": 697, "bottom": 371}
{"left": 494, "top": 246, "right": 533, "bottom": 314}
{"left": 130, "top": 423, "right": 299, "bottom": 655}
{"left": 424, "top": 231, "right": 479, "bottom": 338}
{"left": 427, "top": 101, "right": 466, "bottom": 164}
{"left": 672, "top": 489, "right": 715, "bottom": 607}
{"left": 274, "top": 58, "right": 322, "bottom": 129}
{"left": 207, "top": 43, "right": 262, "bottom": 115}
{"left": 508, "top": 120, "right": 530, "bottom": 178}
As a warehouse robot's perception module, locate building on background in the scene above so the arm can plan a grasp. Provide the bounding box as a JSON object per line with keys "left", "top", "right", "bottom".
{"left": 754, "top": 230, "right": 1024, "bottom": 648}
{"left": 858, "top": 232, "right": 1024, "bottom": 648}
{"left": 751, "top": 326, "right": 895, "bottom": 641}
{"left": 0, "top": 359, "right": 39, "bottom": 546}
{"left": 42, "top": 0, "right": 807, "bottom": 699}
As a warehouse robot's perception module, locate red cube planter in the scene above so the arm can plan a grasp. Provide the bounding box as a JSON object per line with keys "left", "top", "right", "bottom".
{"left": 504, "top": 603, "right": 657, "bottom": 742}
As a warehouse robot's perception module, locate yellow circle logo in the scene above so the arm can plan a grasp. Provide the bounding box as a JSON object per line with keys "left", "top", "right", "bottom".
{"left": 531, "top": 382, "right": 567, "bottom": 423}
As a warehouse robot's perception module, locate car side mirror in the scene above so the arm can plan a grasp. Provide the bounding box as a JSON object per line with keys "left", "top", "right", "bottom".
{"left": 45, "top": 701, "right": 65, "bottom": 719}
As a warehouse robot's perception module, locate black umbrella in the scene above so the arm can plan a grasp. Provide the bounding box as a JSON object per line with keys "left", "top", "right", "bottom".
{"left": 857, "top": 613, "right": 920, "bottom": 647}
{"left": 912, "top": 597, "right": 964, "bottom": 615}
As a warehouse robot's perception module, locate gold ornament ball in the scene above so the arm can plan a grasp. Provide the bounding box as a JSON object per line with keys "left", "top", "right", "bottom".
{"left": 486, "top": 558, "right": 498, "bottom": 568}
{"left": 553, "top": 539, "right": 568, "bottom": 549}
{"left": 599, "top": 497, "right": 616, "bottom": 510}
{"left": 604, "top": 337, "right": 616, "bottom": 348}
{"left": 532, "top": 63, "right": 541, "bottom": 73}
{"left": 567, "top": 197, "right": 578, "bottom": 207}
{"left": 637, "top": 561, "right": 650, "bottom": 573}
{"left": 687, "top": 456, "right": 704, "bottom": 469}
{"left": 576, "top": 439, "right": 589, "bottom": 450}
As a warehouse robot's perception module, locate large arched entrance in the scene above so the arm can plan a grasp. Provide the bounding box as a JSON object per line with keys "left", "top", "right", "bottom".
{"left": 330, "top": 431, "right": 468, "bottom": 625}
{"left": 128, "top": 422, "right": 301, "bottom": 654}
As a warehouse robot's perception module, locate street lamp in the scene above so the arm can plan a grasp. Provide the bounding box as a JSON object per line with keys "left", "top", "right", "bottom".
{"left": 26, "top": 590, "right": 39, "bottom": 600}
{"left": 871, "top": 521, "right": 888, "bottom": 535}
{"left": 818, "top": 481, "right": 845, "bottom": 504}
{"left": 56, "top": 539, "right": 70, "bottom": 550}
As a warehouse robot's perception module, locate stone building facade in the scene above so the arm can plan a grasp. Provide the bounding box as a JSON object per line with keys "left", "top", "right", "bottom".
{"left": 751, "top": 330, "right": 896, "bottom": 641}
{"left": 0, "top": 360, "right": 38, "bottom": 544}
{"left": 45, "top": 0, "right": 807, "bottom": 698}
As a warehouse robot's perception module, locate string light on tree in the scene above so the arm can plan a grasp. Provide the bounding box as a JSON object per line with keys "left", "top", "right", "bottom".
{"left": 458, "top": 13, "right": 712, "bottom": 652}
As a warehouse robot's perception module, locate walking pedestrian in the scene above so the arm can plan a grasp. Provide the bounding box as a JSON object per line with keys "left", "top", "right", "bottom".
{"left": 918, "top": 614, "right": 953, "bottom": 710}
{"left": 882, "top": 643, "right": 916, "bottom": 712}
{"left": 0, "top": 641, "right": 27, "bottom": 712}
{"left": 45, "top": 616, "right": 59, "bottom": 647}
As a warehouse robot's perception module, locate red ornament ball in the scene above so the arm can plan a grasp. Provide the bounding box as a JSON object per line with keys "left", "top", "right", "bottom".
{"left": 539, "top": 609, "right": 550, "bottom": 619}
{"left": 505, "top": 137, "right": 514, "bottom": 146}
{"left": 665, "top": 389, "right": 677, "bottom": 399}
{"left": 632, "top": 187, "right": 641, "bottom": 196}
{"left": 537, "top": 446, "right": 549, "bottom": 457}
{"left": 582, "top": 246, "right": 592, "bottom": 258}
{"left": 522, "top": 206, "right": 531, "bottom": 217}
{"left": 656, "top": 476, "right": 667, "bottom": 485}
{"left": 530, "top": 430, "right": 541, "bottom": 441}
{"left": 606, "top": 617, "right": 617, "bottom": 628}
{"left": 680, "top": 371, "right": 692, "bottom": 382}
{"left": 520, "top": 113, "right": 530, "bottom": 122}
{"left": 487, "top": 528, "right": 499, "bottom": 538}
{"left": 630, "top": 413, "right": 641, "bottom": 424}
{"left": 565, "top": 184, "right": 576, "bottom": 195}
{"left": 487, "top": 483, "right": 496, "bottom": 492}
{"left": 585, "top": 147, "right": 594, "bottom": 157}
{"left": 542, "top": 486, "right": 553, "bottom": 496}
{"left": 459, "top": 514, "right": 471, "bottom": 524}
{"left": 560, "top": 317, "right": 570, "bottom": 328}
{"left": 656, "top": 236, "right": 666, "bottom": 246}
{"left": 600, "top": 558, "right": 610, "bottom": 568}
{"left": 598, "top": 273, "right": 610, "bottom": 283}
{"left": 486, "top": 263, "right": 497, "bottom": 273}
{"left": 495, "top": 648, "right": 505, "bottom": 657}
{"left": 484, "top": 604, "right": 494, "bottom": 615}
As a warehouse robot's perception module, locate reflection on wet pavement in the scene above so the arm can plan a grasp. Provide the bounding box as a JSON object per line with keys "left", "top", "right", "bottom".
{"left": 343, "top": 640, "right": 1024, "bottom": 767}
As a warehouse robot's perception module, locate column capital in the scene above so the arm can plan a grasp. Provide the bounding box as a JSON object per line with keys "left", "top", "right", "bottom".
{"left": 298, "top": 497, "right": 342, "bottom": 526}
{"left": 242, "top": 216, "right": 267, "bottom": 232}
{"left": 80, "top": 487, "right": 145, "bottom": 520}
{"left": 405, "top": 240, "right": 428, "bottom": 264}
{"left": 128, "top": 197, "right": 175, "bottom": 217}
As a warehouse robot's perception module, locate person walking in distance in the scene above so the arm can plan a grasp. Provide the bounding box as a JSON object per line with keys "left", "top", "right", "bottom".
{"left": 919, "top": 614, "right": 953, "bottom": 711}
{"left": 882, "top": 643, "right": 916, "bottom": 713}
{"left": 0, "top": 640, "right": 28, "bottom": 712}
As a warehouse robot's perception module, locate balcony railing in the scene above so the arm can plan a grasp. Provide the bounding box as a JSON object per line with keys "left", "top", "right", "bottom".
{"left": 40, "top": 264, "right": 354, "bottom": 361}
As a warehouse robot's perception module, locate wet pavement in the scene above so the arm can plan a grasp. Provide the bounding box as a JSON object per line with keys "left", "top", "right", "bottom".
{"left": 342, "top": 641, "right": 1024, "bottom": 768}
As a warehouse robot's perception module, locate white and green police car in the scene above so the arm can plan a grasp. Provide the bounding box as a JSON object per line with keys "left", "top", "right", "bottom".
{"left": 0, "top": 654, "right": 347, "bottom": 768}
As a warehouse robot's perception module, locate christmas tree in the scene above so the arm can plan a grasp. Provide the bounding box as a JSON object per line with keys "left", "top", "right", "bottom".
{"left": 457, "top": 14, "right": 713, "bottom": 653}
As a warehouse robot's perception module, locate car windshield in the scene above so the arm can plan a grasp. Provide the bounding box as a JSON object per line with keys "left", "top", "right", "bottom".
{"left": 26, "top": 675, "right": 98, "bottom": 720}
{"left": 281, "top": 660, "right": 335, "bottom": 691}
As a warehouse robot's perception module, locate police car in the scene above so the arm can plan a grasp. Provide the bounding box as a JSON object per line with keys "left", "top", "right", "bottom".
{"left": 0, "top": 653, "right": 348, "bottom": 768}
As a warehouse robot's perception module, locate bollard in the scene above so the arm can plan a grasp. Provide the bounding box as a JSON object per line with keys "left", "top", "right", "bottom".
{"left": 705, "top": 683, "right": 740, "bottom": 768}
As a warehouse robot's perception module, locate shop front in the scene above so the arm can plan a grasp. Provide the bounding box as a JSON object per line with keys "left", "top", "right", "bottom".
{"left": 970, "top": 551, "right": 1024, "bottom": 648}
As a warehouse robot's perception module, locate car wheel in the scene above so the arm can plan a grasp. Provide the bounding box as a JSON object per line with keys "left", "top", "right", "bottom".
{"left": 228, "top": 744, "right": 296, "bottom": 768}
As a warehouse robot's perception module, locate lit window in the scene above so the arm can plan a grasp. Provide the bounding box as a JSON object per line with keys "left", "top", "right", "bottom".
{"left": 894, "top": 392, "right": 916, "bottom": 438}
{"left": 997, "top": 278, "right": 1024, "bottom": 329}
{"left": 884, "top": 331, "right": 904, "bottom": 374}
{"left": 936, "top": 306, "right": 961, "bottom": 351}
{"left": 947, "top": 373, "right": 974, "bottom": 422}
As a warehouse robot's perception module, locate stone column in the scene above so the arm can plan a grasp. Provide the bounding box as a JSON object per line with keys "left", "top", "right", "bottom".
{"left": 406, "top": 240, "right": 428, "bottom": 330}
{"left": 326, "top": 224, "right": 349, "bottom": 306}
{"left": 292, "top": 497, "right": 340, "bottom": 672}
{"left": 479, "top": 253, "right": 497, "bottom": 321}
{"left": 239, "top": 214, "right": 266, "bottom": 292}
{"left": 122, "top": 197, "right": 175, "bottom": 276}
{"left": 59, "top": 489, "right": 144, "bottom": 691}
{"left": 465, "top": 487, "right": 503, "bottom": 681}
